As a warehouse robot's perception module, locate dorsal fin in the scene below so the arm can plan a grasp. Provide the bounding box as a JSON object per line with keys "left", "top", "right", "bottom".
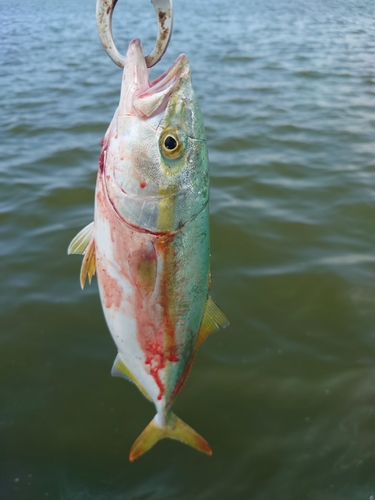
{"left": 196, "top": 296, "right": 229, "bottom": 349}
{"left": 111, "top": 354, "right": 151, "bottom": 401}
{"left": 79, "top": 237, "right": 96, "bottom": 289}
{"left": 68, "top": 222, "right": 94, "bottom": 255}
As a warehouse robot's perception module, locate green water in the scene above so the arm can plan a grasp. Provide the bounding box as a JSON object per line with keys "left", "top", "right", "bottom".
{"left": 1, "top": 0, "right": 375, "bottom": 498}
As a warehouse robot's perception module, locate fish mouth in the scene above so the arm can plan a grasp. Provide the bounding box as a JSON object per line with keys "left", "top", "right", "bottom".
{"left": 146, "top": 52, "right": 189, "bottom": 99}
{"left": 119, "top": 39, "right": 189, "bottom": 119}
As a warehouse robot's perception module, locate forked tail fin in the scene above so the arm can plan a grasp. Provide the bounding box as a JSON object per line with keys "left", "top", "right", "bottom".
{"left": 129, "top": 412, "right": 212, "bottom": 461}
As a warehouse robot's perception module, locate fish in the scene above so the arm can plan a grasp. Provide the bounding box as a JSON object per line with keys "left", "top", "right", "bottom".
{"left": 68, "top": 39, "right": 228, "bottom": 461}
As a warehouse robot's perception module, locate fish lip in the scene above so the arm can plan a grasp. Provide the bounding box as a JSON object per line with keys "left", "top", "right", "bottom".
{"left": 129, "top": 32, "right": 188, "bottom": 92}
{"left": 148, "top": 53, "right": 189, "bottom": 91}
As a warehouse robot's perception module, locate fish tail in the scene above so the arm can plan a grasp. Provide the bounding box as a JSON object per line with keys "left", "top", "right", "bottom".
{"left": 129, "top": 412, "right": 212, "bottom": 461}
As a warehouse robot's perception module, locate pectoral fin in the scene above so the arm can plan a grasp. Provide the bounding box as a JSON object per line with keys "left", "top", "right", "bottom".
{"left": 111, "top": 354, "right": 151, "bottom": 401}
{"left": 79, "top": 237, "right": 96, "bottom": 289}
{"left": 68, "top": 222, "right": 96, "bottom": 289}
{"left": 196, "top": 296, "right": 229, "bottom": 349}
{"left": 67, "top": 222, "right": 94, "bottom": 255}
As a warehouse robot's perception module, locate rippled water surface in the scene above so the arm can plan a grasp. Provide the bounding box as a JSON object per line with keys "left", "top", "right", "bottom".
{"left": 2, "top": 0, "right": 375, "bottom": 498}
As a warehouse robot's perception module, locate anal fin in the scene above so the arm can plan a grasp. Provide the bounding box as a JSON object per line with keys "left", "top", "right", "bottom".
{"left": 111, "top": 354, "right": 151, "bottom": 401}
{"left": 196, "top": 296, "right": 229, "bottom": 349}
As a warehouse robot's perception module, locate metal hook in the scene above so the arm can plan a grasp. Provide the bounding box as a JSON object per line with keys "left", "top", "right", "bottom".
{"left": 96, "top": 0, "right": 173, "bottom": 69}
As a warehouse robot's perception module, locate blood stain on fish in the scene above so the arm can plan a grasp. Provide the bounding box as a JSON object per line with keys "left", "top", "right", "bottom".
{"left": 100, "top": 267, "right": 123, "bottom": 308}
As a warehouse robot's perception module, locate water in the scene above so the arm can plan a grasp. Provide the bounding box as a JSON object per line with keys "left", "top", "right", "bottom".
{"left": 1, "top": 0, "right": 375, "bottom": 498}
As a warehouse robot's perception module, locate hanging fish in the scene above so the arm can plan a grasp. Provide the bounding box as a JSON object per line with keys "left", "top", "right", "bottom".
{"left": 68, "top": 39, "right": 228, "bottom": 461}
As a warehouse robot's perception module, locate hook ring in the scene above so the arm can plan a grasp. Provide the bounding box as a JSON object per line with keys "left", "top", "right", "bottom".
{"left": 96, "top": 0, "right": 173, "bottom": 68}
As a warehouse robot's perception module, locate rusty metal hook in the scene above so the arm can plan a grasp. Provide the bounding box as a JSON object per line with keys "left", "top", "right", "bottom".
{"left": 96, "top": 0, "right": 173, "bottom": 68}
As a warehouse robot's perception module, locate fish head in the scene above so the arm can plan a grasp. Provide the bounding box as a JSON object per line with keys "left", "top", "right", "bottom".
{"left": 101, "top": 39, "right": 209, "bottom": 234}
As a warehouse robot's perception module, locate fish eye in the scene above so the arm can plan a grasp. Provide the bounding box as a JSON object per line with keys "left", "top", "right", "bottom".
{"left": 164, "top": 135, "right": 177, "bottom": 151}
{"left": 160, "top": 128, "right": 184, "bottom": 160}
